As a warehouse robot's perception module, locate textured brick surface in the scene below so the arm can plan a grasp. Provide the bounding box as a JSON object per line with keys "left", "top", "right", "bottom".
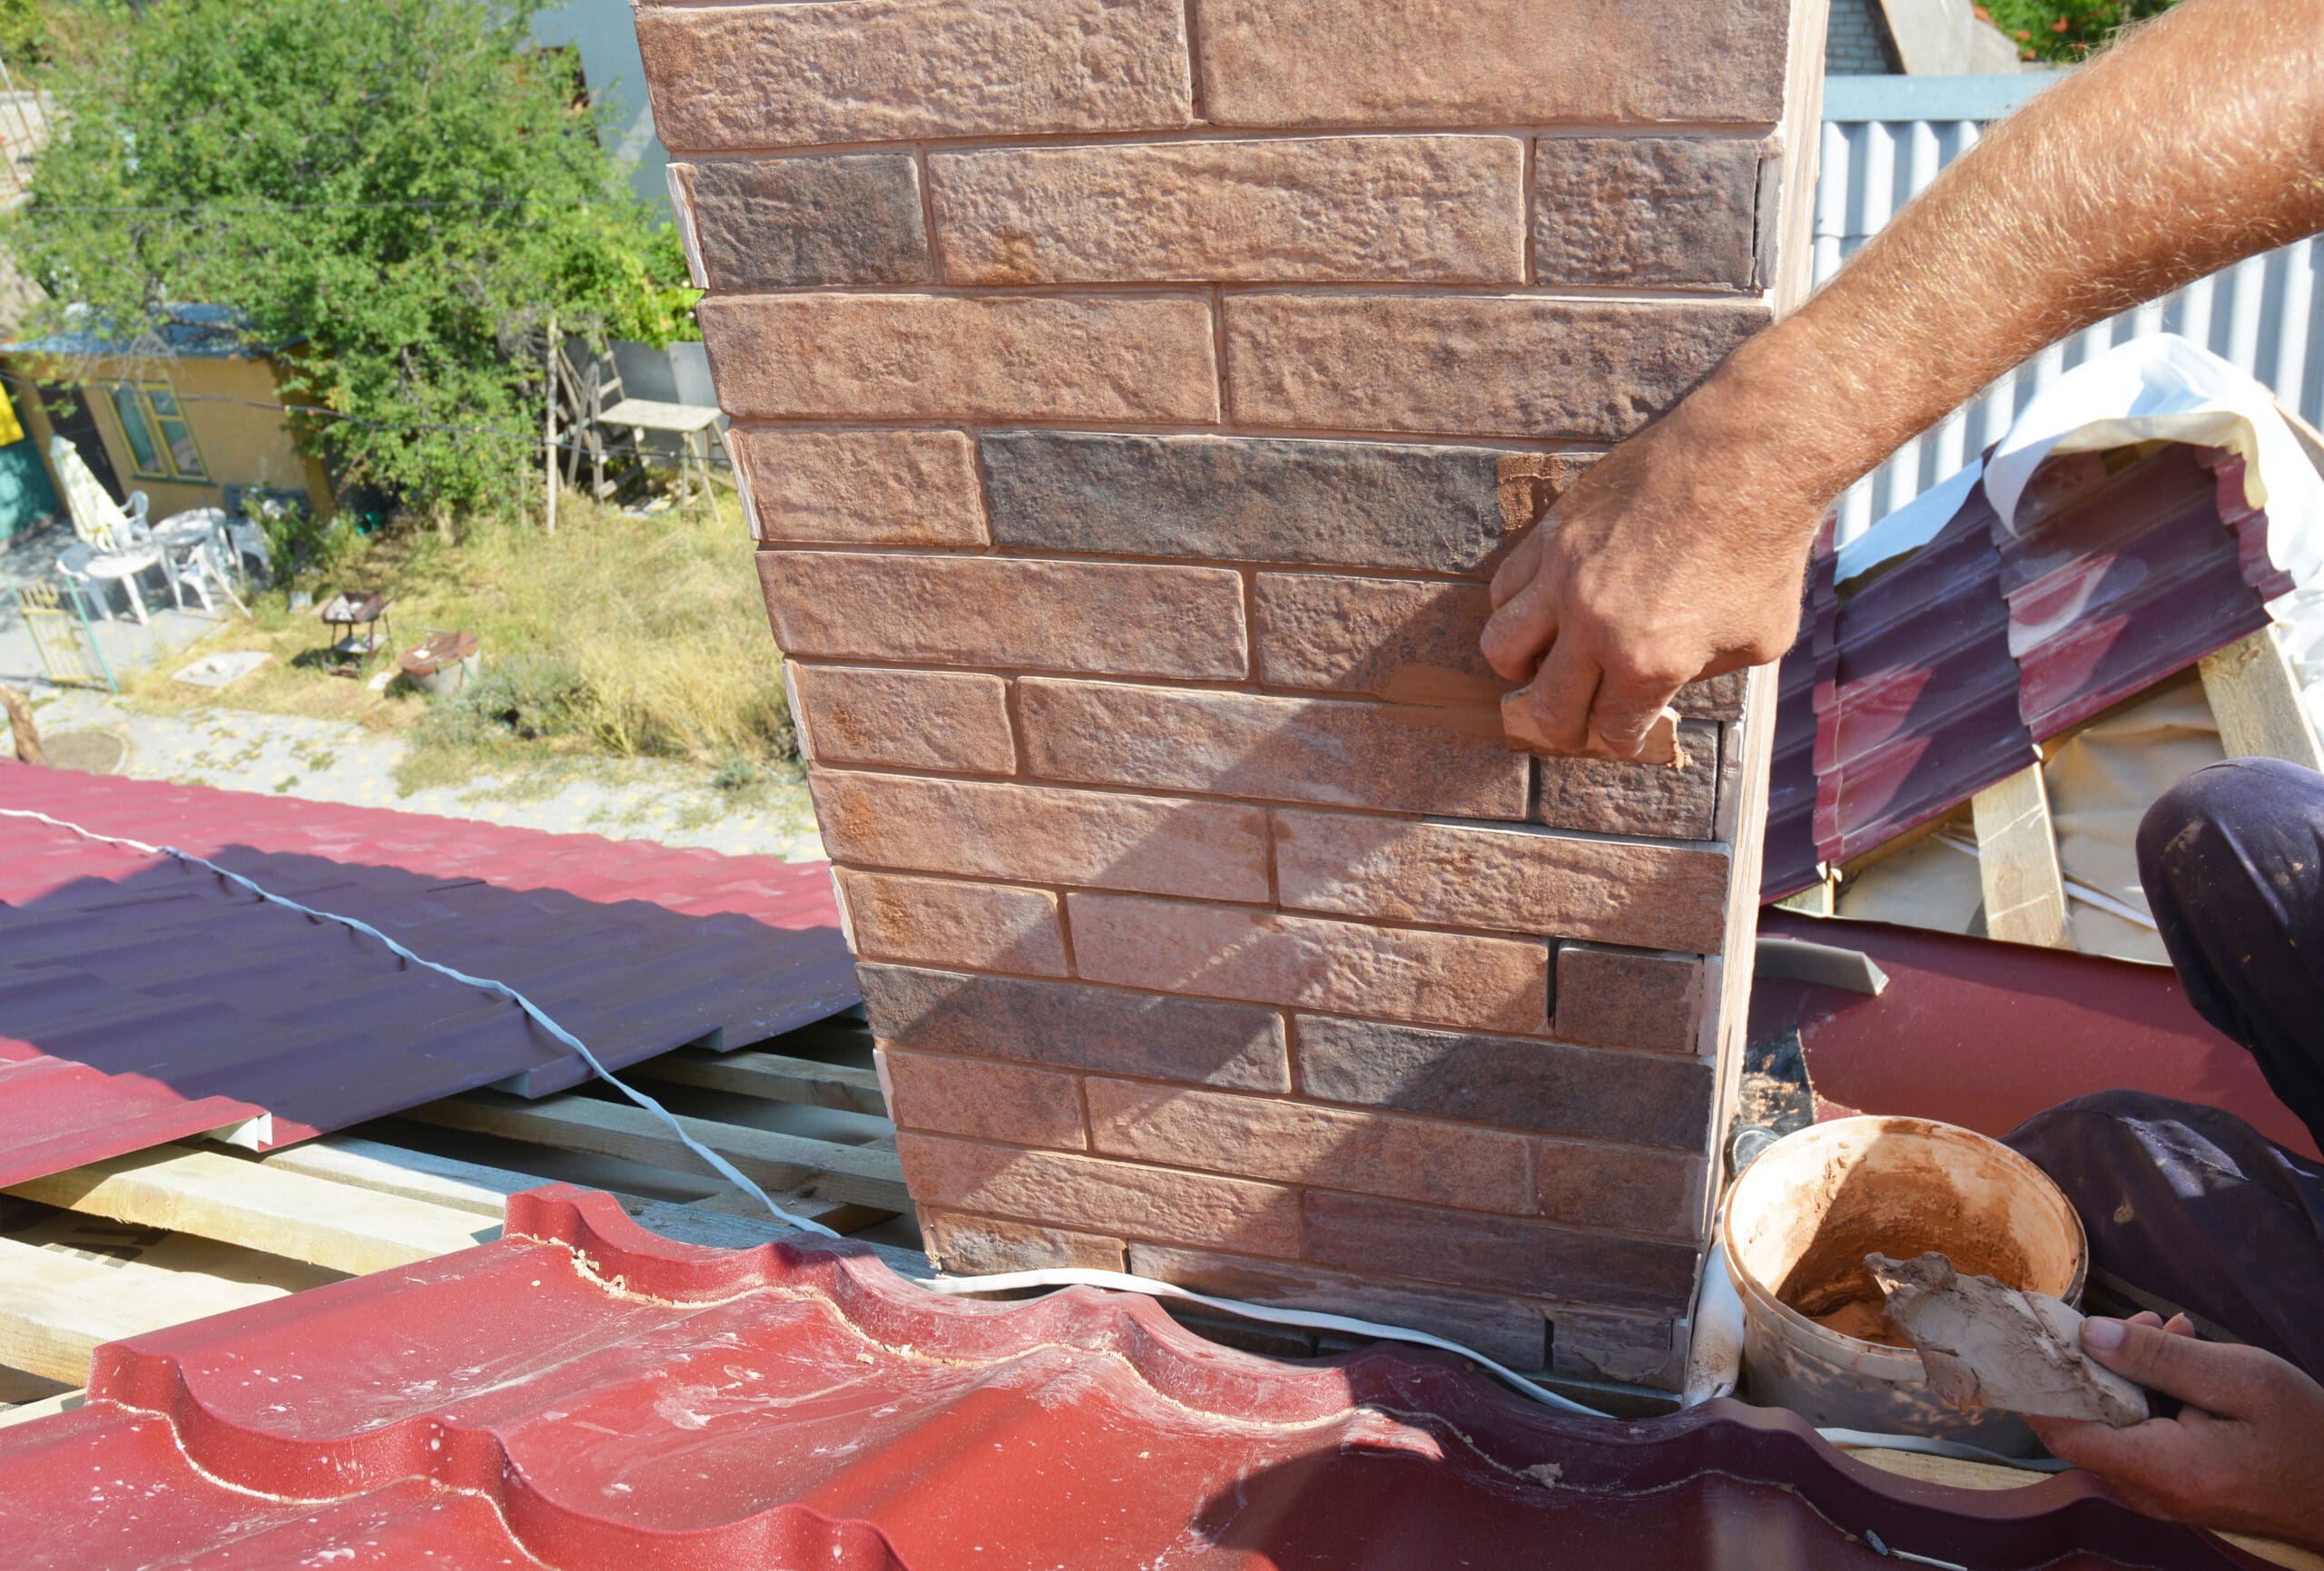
{"left": 1018, "top": 679, "right": 1528, "bottom": 819}
{"left": 1127, "top": 1244, "right": 1551, "bottom": 1370}
{"left": 637, "top": 0, "right": 1192, "bottom": 150}
{"left": 1535, "top": 1139, "right": 1708, "bottom": 1240}
{"left": 897, "top": 1134, "right": 1304, "bottom": 1256}
{"left": 1553, "top": 1311, "right": 1686, "bottom": 1389}
{"left": 929, "top": 136, "right": 1524, "bottom": 285}
{"left": 881, "top": 1048, "right": 1086, "bottom": 1149}
{"left": 838, "top": 871, "right": 1066, "bottom": 976}
{"left": 1304, "top": 1190, "right": 1701, "bottom": 1315}
{"left": 762, "top": 554, "right": 1246, "bottom": 680}
{"left": 983, "top": 432, "right": 1513, "bottom": 574}
{"left": 1085, "top": 1081, "right": 1532, "bottom": 1213}
{"left": 1223, "top": 295, "right": 1766, "bottom": 441}
{"left": 1193, "top": 0, "right": 1791, "bottom": 128}
{"left": 1272, "top": 809, "right": 1729, "bottom": 955}
{"left": 923, "top": 1209, "right": 1128, "bottom": 1274}
{"left": 788, "top": 665, "right": 1014, "bottom": 776}
{"left": 729, "top": 429, "right": 986, "bottom": 548}
{"left": 1069, "top": 894, "right": 1551, "bottom": 1035}
{"left": 701, "top": 295, "right": 1218, "bottom": 423}
{"left": 1553, "top": 945, "right": 1709, "bottom": 1056}
{"left": 810, "top": 772, "right": 1271, "bottom": 902}
{"left": 1532, "top": 137, "right": 1764, "bottom": 290}
{"left": 860, "top": 963, "right": 1291, "bottom": 1092}
{"left": 674, "top": 156, "right": 930, "bottom": 290}
{"left": 1534, "top": 719, "right": 1722, "bottom": 840}
{"left": 1295, "top": 1014, "right": 1713, "bottom": 1149}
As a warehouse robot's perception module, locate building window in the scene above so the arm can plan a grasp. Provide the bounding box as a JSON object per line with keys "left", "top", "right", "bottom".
{"left": 104, "top": 382, "right": 206, "bottom": 482}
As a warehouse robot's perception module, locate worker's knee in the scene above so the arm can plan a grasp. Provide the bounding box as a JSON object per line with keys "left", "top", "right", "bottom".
{"left": 2136, "top": 758, "right": 2319, "bottom": 917}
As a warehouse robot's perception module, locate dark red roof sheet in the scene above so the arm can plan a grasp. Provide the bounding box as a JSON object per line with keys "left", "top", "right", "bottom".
{"left": 1764, "top": 444, "right": 2283, "bottom": 899}
{"left": 0, "top": 1185, "right": 2270, "bottom": 1569}
{"left": 0, "top": 767, "right": 856, "bottom": 1187}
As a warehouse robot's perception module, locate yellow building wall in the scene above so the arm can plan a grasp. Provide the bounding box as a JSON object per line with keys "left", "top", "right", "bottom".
{"left": 6, "top": 350, "right": 332, "bottom": 521}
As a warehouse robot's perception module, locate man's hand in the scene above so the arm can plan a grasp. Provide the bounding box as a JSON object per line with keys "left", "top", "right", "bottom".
{"left": 1479, "top": 382, "right": 1822, "bottom": 758}
{"left": 2027, "top": 1311, "right": 2324, "bottom": 1550}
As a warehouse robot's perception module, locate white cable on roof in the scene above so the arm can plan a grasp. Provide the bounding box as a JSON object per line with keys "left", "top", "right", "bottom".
{"left": 0, "top": 803, "right": 842, "bottom": 1239}
{"left": 0, "top": 801, "right": 2083, "bottom": 1470}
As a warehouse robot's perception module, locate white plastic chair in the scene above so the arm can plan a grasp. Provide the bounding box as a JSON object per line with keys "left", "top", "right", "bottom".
{"left": 164, "top": 536, "right": 249, "bottom": 618}
{"left": 49, "top": 435, "right": 149, "bottom": 552}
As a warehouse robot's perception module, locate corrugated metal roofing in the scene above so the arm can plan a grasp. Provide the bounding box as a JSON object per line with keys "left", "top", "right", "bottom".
{"left": 1762, "top": 444, "right": 2278, "bottom": 899}
{"left": 1818, "top": 82, "right": 2324, "bottom": 543}
{"left": 0, "top": 766, "right": 857, "bottom": 1188}
{"left": 0, "top": 1184, "right": 2268, "bottom": 1569}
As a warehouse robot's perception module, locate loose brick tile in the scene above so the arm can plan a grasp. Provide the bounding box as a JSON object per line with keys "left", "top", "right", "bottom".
{"left": 1018, "top": 679, "right": 1527, "bottom": 819}
{"left": 761, "top": 554, "right": 1246, "bottom": 681}
{"left": 929, "top": 136, "right": 1524, "bottom": 285}
{"left": 788, "top": 665, "right": 1015, "bottom": 775}
{"left": 673, "top": 156, "right": 930, "bottom": 290}
{"left": 1128, "top": 1243, "right": 1551, "bottom": 1370}
{"left": 1273, "top": 809, "right": 1729, "bottom": 954}
{"left": 811, "top": 772, "right": 1271, "bottom": 903}
{"left": 1531, "top": 137, "right": 1763, "bottom": 291}
{"left": 636, "top": 0, "right": 1192, "bottom": 150}
{"left": 1552, "top": 1311, "right": 1686, "bottom": 1390}
{"left": 1534, "top": 1138, "right": 1708, "bottom": 1241}
{"left": 1222, "top": 295, "right": 1766, "bottom": 443}
{"left": 701, "top": 295, "right": 1218, "bottom": 424}
{"left": 1553, "top": 944, "right": 1709, "bottom": 1056}
{"left": 897, "top": 1133, "right": 1304, "bottom": 1257}
{"left": 1683, "top": 669, "right": 1749, "bottom": 722}
{"left": 1069, "top": 894, "right": 1550, "bottom": 1036}
{"left": 880, "top": 1047, "right": 1086, "bottom": 1149}
{"left": 728, "top": 429, "right": 986, "bottom": 548}
{"left": 1304, "top": 1189, "right": 1699, "bottom": 1315}
{"left": 1533, "top": 720, "right": 1721, "bottom": 840}
{"left": 838, "top": 871, "right": 1066, "bottom": 976}
{"left": 923, "top": 1208, "right": 1127, "bottom": 1274}
{"left": 1193, "top": 0, "right": 1787, "bottom": 127}
{"left": 1495, "top": 452, "right": 1595, "bottom": 538}
{"left": 860, "top": 963, "right": 1290, "bottom": 1091}
{"left": 1295, "top": 1014, "right": 1712, "bottom": 1148}
{"left": 1084, "top": 1080, "right": 1532, "bottom": 1213}
{"left": 982, "top": 432, "right": 1510, "bottom": 574}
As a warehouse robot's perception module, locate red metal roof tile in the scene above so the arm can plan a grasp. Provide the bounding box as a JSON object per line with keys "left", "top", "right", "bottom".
{"left": 0, "top": 1185, "right": 2268, "bottom": 1568}
{"left": 1763, "top": 444, "right": 2280, "bottom": 900}
{"left": 0, "top": 768, "right": 856, "bottom": 1188}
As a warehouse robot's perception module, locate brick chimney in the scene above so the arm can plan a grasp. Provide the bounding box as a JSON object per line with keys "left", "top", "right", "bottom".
{"left": 640, "top": 0, "right": 1827, "bottom": 1393}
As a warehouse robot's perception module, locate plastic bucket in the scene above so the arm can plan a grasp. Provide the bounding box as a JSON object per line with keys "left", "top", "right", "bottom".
{"left": 1720, "top": 1115, "right": 2087, "bottom": 1454}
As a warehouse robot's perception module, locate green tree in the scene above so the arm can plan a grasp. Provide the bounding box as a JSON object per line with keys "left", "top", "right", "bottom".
{"left": 1976, "top": 1, "right": 2181, "bottom": 64}
{"left": 5, "top": 0, "right": 699, "bottom": 524}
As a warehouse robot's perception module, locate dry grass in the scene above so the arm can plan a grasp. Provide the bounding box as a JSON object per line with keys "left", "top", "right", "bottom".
{"left": 123, "top": 489, "right": 793, "bottom": 791}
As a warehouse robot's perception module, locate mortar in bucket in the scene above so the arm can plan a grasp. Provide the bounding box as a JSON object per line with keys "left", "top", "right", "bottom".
{"left": 1720, "top": 1115, "right": 2087, "bottom": 1454}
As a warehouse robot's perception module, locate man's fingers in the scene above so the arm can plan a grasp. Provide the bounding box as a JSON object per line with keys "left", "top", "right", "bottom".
{"left": 2028, "top": 1410, "right": 2196, "bottom": 1490}
{"left": 1488, "top": 506, "right": 1552, "bottom": 610}
{"left": 1480, "top": 571, "right": 1560, "bottom": 682}
{"left": 1524, "top": 632, "right": 1600, "bottom": 757}
{"left": 1589, "top": 664, "right": 1686, "bottom": 761}
{"left": 2081, "top": 1318, "right": 2258, "bottom": 1409}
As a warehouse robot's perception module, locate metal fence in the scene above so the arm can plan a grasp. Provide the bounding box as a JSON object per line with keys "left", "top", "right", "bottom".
{"left": 1818, "top": 74, "right": 2324, "bottom": 544}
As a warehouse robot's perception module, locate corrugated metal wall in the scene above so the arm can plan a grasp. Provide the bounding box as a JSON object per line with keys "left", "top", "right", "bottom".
{"left": 1819, "top": 78, "right": 2324, "bottom": 543}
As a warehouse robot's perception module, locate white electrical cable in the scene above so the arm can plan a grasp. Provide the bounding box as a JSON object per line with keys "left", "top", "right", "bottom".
{"left": 0, "top": 800, "right": 2089, "bottom": 1468}
{"left": 0, "top": 804, "right": 842, "bottom": 1239}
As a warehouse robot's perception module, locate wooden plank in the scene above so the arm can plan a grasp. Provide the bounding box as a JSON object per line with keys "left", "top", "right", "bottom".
{"left": 257, "top": 1136, "right": 539, "bottom": 1217}
{"left": 2200, "top": 628, "right": 2324, "bottom": 770}
{"left": 631, "top": 1202, "right": 931, "bottom": 1278}
{"left": 10, "top": 1147, "right": 495, "bottom": 1276}
{"left": 1971, "top": 764, "right": 2074, "bottom": 949}
{"left": 0, "top": 1235, "right": 310, "bottom": 1384}
{"left": 629, "top": 1048, "right": 889, "bottom": 1117}
{"left": 680, "top": 1187, "right": 889, "bottom": 1234}
{"left": 0, "top": 1389, "right": 84, "bottom": 1431}
{"left": 399, "top": 1092, "right": 912, "bottom": 1213}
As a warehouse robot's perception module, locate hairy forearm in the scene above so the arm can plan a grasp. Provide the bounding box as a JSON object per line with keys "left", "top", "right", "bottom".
{"left": 1689, "top": 0, "right": 2324, "bottom": 523}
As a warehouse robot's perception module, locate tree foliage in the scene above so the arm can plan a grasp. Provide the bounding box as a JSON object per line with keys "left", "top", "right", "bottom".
{"left": 5, "top": 0, "right": 699, "bottom": 521}
{"left": 1975, "top": 1, "right": 2181, "bottom": 64}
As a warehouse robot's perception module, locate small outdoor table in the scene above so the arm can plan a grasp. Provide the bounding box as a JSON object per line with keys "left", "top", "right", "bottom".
{"left": 595, "top": 398, "right": 726, "bottom": 515}
{"left": 319, "top": 590, "right": 392, "bottom": 674}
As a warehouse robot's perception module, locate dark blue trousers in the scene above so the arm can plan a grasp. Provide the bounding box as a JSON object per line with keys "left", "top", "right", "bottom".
{"left": 2004, "top": 759, "right": 2324, "bottom": 1380}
